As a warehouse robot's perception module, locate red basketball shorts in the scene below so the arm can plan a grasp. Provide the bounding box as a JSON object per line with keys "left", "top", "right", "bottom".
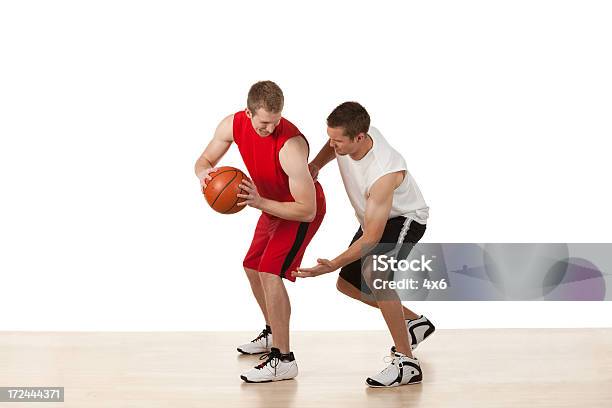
{"left": 243, "top": 184, "right": 326, "bottom": 282}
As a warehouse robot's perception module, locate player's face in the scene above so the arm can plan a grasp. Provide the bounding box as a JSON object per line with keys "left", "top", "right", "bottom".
{"left": 327, "top": 126, "right": 360, "bottom": 156}
{"left": 246, "top": 108, "right": 282, "bottom": 137}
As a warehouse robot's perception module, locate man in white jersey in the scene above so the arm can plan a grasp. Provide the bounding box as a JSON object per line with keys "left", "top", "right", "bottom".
{"left": 292, "top": 102, "right": 435, "bottom": 387}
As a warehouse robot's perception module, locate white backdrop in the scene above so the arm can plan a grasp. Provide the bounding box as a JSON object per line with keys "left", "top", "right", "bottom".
{"left": 1, "top": 0, "right": 611, "bottom": 331}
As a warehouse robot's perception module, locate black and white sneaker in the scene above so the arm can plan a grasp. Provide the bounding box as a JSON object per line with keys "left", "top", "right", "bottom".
{"left": 390, "top": 315, "right": 436, "bottom": 355}
{"left": 366, "top": 352, "right": 422, "bottom": 388}
{"left": 237, "top": 327, "right": 272, "bottom": 355}
{"left": 240, "top": 347, "right": 298, "bottom": 383}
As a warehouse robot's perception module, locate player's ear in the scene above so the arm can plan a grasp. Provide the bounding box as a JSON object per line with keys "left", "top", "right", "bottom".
{"left": 355, "top": 132, "right": 366, "bottom": 143}
{"left": 245, "top": 108, "right": 253, "bottom": 119}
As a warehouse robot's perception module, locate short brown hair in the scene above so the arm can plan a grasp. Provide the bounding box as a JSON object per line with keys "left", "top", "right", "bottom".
{"left": 326, "top": 102, "right": 370, "bottom": 139}
{"left": 247, "top": 81, "right": 284, "bottom": 114}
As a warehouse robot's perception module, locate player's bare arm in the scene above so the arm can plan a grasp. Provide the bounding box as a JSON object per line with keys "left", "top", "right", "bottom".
{"left": 308, "top": 142, "right": 336, "bottom": 180}
{"left": 293, "top": 171, "right": 403, "bottom": 277}
{"left": 194, "top": 113, "right": 234, "bottom": 187}
{"left": 237, "top": 136, "right": 317, "bottom": 223}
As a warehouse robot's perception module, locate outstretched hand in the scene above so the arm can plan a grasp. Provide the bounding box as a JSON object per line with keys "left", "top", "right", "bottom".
{"left": 292, "top": 258, "right": 336, "bottom": 278}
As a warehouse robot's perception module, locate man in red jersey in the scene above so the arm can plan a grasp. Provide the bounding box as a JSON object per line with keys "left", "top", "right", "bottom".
{"left": 194, "top": 81, "right": 326, "bottom": 383}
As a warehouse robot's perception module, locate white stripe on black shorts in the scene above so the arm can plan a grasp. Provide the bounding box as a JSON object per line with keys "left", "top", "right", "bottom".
{"left": 339, "top": 216, "right": 426, "bottom": 294}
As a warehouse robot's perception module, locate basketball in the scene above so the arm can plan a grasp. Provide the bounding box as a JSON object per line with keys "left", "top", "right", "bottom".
{"left": 203, "top": 166, "right": 249, "bottom": 214}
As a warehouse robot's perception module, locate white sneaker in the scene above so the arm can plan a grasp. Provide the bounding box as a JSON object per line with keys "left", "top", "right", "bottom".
{"left": 390, "top": 314, "right": 436, "bottom": 354}
{"left": 240, "top": 348, "right": 298, "bottom": 383}
{"left": 366, "top": 352, "right": 422, "bottom": 388}
{"left": 237, "top": 327, "right": 272, "bottom": 355}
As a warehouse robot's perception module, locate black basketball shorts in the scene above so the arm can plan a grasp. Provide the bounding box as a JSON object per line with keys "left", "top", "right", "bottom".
{"left": 339, "top": 216, "right": 426, "bottom": 295}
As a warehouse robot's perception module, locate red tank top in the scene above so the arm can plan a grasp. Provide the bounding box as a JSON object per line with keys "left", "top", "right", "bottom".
{"left": 232, "top": 110, "right": 306, "bottom": 202}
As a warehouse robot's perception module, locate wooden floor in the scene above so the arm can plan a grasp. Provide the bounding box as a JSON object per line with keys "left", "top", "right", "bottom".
{"left": 1, "top": 329, "right": 612, "bottom": 407}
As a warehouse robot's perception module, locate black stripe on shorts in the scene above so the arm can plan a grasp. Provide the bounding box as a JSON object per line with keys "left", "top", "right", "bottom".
{"left": 280, "top": 222, "right": 310, "bottom": 279}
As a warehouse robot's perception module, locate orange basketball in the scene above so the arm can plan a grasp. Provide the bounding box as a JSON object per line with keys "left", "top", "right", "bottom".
{"left": 203, "top": 166, "right": 249, "bottom": 214}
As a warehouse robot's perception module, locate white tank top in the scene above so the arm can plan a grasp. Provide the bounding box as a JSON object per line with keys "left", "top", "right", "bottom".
{"left": 336, "top": 126, "right": 429, "bottom": 228}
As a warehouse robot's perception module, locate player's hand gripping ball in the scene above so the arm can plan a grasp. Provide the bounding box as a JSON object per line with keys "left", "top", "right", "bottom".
{"left": 202, "top": 166, "right": 250, "bottom": 214}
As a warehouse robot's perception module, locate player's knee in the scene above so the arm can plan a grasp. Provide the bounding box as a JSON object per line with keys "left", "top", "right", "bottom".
{"left": 244, "top": 267, "right": 259, "bottom": 281}
{"left": 258, "top": 271, "right": 282, "bottom": 286}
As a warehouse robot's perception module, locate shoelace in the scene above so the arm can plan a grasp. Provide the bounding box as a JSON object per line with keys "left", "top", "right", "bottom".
{"left": 251, "top": 328, "right": 270, "bottom": 343}
{"left": 379, "top": 354, "right": 410, "bottom": 378}
{"left": 383, "top": 355, "right": 395, "bottom": 365}
{"left": 379, "top": 355, "right": 399, "bottom": 376}
{"left": 255, "top": 351, "right": 280, "bottom": 375}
